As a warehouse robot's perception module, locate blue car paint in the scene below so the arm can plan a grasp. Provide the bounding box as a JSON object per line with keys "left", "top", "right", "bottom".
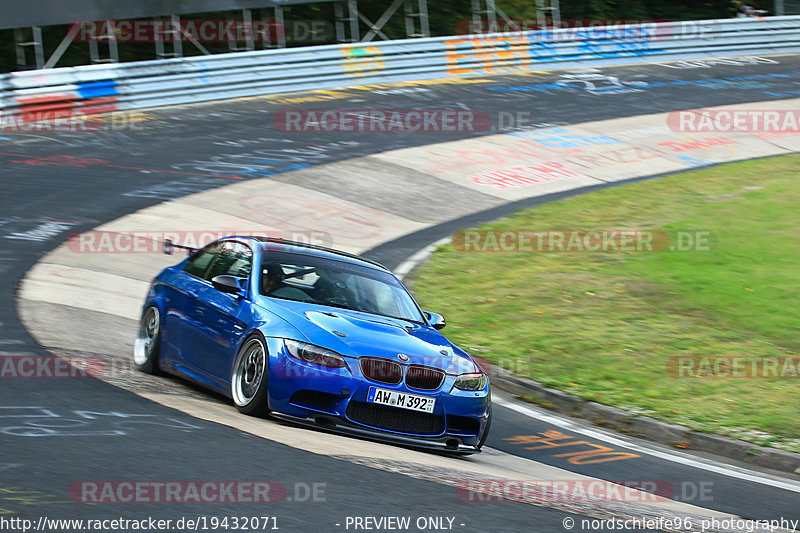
{"left": 139, "top": 236, "right": 490, "bottom": 450}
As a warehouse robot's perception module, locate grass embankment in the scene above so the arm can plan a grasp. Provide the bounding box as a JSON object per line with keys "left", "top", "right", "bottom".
{"left": 413, "top": 155, "right": 800, "bottom": 452}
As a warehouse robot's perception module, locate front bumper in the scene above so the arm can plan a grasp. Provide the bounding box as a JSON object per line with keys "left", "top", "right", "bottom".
{"left": 265, "top": 337, "right": 490, "bottom": 453}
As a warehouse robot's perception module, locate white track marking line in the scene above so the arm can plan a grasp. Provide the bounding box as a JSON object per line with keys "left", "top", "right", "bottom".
{"left": 494, "top": 397, "right": 800, "bottom": 494}
{"left": 395, "top": 237, "right": 450, "bottom": 279}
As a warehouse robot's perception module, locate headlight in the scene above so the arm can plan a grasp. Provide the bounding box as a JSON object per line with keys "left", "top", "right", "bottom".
{"left": 453, "top": 372, "right": 487, "bottom": 391}
{"left": 284, "top": 339, "right": 347, "bottom": 368}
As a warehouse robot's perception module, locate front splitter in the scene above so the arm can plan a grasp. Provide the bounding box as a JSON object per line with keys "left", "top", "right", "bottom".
{"left": 270, "top": 411, "right": 481, "bottom": 455}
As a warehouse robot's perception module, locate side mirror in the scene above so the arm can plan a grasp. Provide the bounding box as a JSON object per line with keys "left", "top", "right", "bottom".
{"left": 212, "top": 275, "right": 246, "bottom": 295}
{"left": 163, "top": 238, "right": 173, "bottom": 255}
{"left": 424, "top": 311, "right": 446, "bottom": 330}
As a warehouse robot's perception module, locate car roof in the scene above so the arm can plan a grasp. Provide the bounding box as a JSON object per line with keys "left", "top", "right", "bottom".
{"left": 242, "top": 236, "right": 390, "bottom": 272}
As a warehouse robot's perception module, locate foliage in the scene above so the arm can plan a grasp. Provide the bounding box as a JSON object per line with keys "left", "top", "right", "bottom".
{"left": 0, "top": 0, "right": 770, "bottom": 72}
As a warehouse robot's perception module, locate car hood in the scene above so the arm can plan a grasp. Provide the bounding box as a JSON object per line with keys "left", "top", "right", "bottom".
{"left": 261, "top": 298, "right": 479, "bottom": 374}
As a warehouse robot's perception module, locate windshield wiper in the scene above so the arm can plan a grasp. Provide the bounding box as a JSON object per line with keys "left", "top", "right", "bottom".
{"left": 281, "top": 298, "right": 423, "bottom": 325}
{"left": 319, "top": 301, "right": 359, "bottom": 311}
{"left": 323, "top": 302, "right": 422, "bottom": 326}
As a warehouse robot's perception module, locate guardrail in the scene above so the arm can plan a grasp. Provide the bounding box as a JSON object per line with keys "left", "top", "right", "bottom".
{"left": 2, "top": 16, "right": 800, "bottom": 116}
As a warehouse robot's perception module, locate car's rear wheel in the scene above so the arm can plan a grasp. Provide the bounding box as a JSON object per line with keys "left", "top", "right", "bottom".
{"left": 134, "top": 306, "right": 161, "bottom": 374}
{"left": 231, "top": 336, "right": 269, "bottom": 416}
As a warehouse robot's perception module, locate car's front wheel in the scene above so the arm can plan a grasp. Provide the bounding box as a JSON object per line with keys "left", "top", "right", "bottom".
{"left": 231, "top": 336, "right": 269, "bottom": 416}
{"left": 134, "top": 306, "right": 161, "bottom": 374}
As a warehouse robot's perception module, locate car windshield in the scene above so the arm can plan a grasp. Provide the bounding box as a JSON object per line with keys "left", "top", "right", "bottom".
{"left": 259, "top": 251, "right": 426, "bottom": 324}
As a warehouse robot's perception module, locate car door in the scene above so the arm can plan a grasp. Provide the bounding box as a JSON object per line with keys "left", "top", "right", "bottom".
{"left": 161, "top": 241, "right": 221, "bottom": 371}
{"left": 182, "top": 240, "right": 254, "bottom": 386}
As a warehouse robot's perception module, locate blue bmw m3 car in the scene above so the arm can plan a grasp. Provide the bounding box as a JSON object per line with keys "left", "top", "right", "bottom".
{"left": 134, "top": 236, "right": 491, "bottom": 453}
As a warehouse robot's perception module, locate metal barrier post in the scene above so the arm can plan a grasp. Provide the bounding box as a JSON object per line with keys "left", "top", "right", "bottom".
{"left": 335, "top": 0, "right": 360, "bottom": 42}
{"left": 88, "top": 21, "right": 119, "bottom": 64}
{"left": 14, "top": 26, "right": 44, "bottom": 69}
{"left": 155, "top": 15, "right": 183, "bottom": 59}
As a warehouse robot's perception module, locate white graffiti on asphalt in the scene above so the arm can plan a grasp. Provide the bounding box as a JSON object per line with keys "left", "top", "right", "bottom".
{"left": 556, "top": 72, "right": 649, "bottom": 94}
{"left": 4, "top": 220, "right": 77, "bottom": 242}
{"left": 0, "top": 406, "right": 201, "bottom": 437}
{"left": 173, "top": 140, "right": 362, "bottom": 177}
{"left": 658, "top": 56, "right": 779, "bottom": 69}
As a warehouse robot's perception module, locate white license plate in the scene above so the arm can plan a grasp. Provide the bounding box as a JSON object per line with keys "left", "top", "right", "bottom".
{"left": 367, "top": 387, "right": 435, "bottom": 413}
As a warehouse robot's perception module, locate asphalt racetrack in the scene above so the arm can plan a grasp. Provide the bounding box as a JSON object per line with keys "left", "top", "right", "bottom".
{"left": 2, "top": 55, "right": 800, "bottom": 532}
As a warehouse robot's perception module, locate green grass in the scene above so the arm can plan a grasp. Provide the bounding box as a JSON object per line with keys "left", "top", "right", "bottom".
{"left": 412, "top": 154, "right": 800, "bottom": 451}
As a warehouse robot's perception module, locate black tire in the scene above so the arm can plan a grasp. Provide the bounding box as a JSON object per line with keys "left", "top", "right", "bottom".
{"left": 231, "top": 335, "right": 269, "bottom": 417}
{"left": 477, "top": 407, "right": 492, "bottom": 450}
{"left": 134, "top": 306, "right": 162, "bottom": 374}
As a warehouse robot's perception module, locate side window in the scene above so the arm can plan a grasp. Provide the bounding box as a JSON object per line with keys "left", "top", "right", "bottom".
{"left": 206, "top": 241, "right": 252, "bottom": 280}
{"left": 184, "top": 242, "right": 221, "bottom": 279}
